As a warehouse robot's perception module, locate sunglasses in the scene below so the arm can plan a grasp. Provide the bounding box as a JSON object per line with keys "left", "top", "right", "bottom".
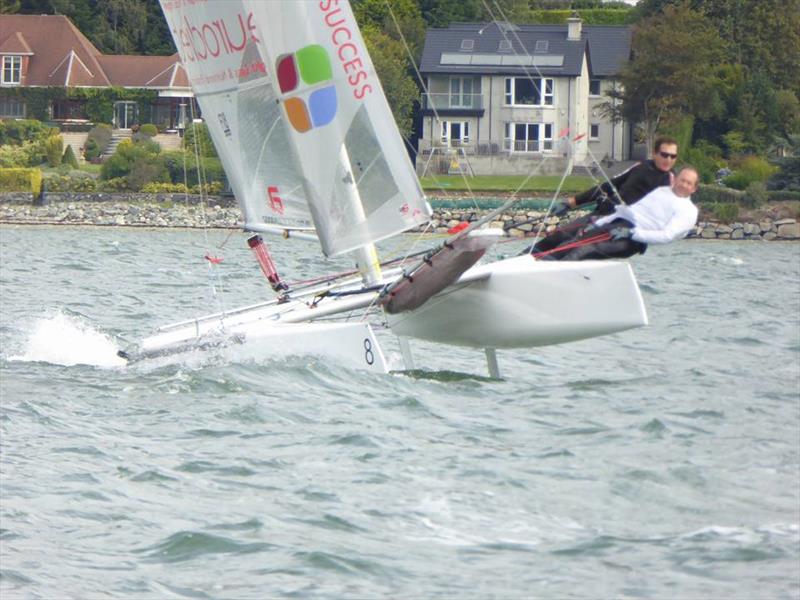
{"left": 659, "top": 151, "right": 678, "bottom": 159}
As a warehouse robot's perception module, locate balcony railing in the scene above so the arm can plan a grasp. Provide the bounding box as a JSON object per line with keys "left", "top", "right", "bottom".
{"left": 419, "top": 140, "right": 557, "bottom": 156}
{"left": 504, "top": 140, "right": 554, "bottom": 153}
{"left": 422, "top": 93, "right": 484, "bottom": 111}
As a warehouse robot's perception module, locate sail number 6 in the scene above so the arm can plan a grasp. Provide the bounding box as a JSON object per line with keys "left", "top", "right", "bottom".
{"left": 267, "top": 186, "right": 284, "bottom": 215}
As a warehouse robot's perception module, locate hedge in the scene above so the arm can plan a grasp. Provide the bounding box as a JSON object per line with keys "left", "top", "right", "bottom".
{"left": 767, "top": 190, "right": 800, "bottom": 201}
{"left": 693, "top": 184, "right": 799, "bottom": 205}
{"left": 692, "top": 184, "right": 744, "bottom": 205}
{"left": 523, "top": 9, "right": 633, "bottom": 25}
{"left": 0, "top": 168, "right": 42, "bottom": 194}
{"left": 0, "top": 119, "right": 53, "bottom": 145}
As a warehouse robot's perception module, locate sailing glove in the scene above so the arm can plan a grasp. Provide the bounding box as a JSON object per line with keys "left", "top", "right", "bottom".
{"left": 609, "top": 227, "right": 632, "bottom": 241}
{"left": 551, "top": 201, "right": 570, "bottom": 217}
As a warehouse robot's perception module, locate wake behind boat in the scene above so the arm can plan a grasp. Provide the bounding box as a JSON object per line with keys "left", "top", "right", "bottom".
{"left": 119, "top": 0, "right": 648, "bottom": 377}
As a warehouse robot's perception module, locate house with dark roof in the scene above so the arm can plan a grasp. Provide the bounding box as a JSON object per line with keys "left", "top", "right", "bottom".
{"left": 417, "top": 18, "right": 634, "bottom": 176}
{"left": 0, "top": 14, "right": 192, "bottom": 130}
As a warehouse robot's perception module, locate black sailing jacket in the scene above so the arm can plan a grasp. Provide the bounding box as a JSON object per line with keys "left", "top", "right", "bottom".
{"left": 574, "top": 160, "right": 673, "bottom": 215}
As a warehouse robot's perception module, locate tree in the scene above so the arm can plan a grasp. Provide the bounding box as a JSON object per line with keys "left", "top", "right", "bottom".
{"left": 776, "top": 90, "right": 800, "bottom": 137}
{"left": 419, "top": 0, "right": 483, "bottom": 27}
{"left": 17, "top": 0, "right": 174, "bottom": 55}
{"left": 631, "top": 0, "right": 800, "bottom": 92}
{"left": 480, "top": 0, "right": 532, "bottom": 22}
{"left": 766, "top": 135, "right": 800, "bottom": 191}
{"left": 728, "top": 69, "right": 781, "bottom": 154}
{"left": 361, "top": 26, "right": 420, "bottom": 139}
{"left": 352, "top": 0, "right": 427, "bottom": 64}
{"left": 603, "top": 2, "right": 729, "bottom": 150}
{"left": 0, "top": 0, "right": 21, "bottom": 13}
{"left": 706, "top": 0, "right": 799, "bottom": 91}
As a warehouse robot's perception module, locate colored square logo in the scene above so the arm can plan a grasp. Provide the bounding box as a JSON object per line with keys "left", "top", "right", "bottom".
{"left": 277, "top": 44, "right": 337, "bottom": 134}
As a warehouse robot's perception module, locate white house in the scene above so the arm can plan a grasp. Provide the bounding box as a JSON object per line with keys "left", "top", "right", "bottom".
{"left": 417, "top": 18, "right": 633, "bottom": 176}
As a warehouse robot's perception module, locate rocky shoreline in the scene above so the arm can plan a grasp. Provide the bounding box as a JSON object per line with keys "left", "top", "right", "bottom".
{"left": 1, "top": 192, "right": 798, "bottom": 241}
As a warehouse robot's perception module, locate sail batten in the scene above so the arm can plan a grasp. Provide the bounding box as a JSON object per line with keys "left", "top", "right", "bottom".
{"left": 159, "top": 0, "right": 430, "bottom": 256}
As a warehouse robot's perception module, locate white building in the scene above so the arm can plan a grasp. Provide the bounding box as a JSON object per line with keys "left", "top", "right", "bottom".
{"left": 417, "top": 18, "right": 634, "bottom": 176}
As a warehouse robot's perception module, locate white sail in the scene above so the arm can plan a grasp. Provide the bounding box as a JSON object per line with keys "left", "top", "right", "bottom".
{"left": 159, "top": 0, "right": 313, "bottom": 231}
{"left": 160, "top": 0, "right": 431, "bottom": 256}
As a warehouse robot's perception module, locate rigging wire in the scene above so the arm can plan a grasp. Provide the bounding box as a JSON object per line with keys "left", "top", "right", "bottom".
{"left": 383, "top": 0, "right": 480, "bottom": 210}
{"left": 383, "top": 0, "right": 582, "bottom": 249}
{"left": 186, "top": 100, "right": 229, "bottom": 318}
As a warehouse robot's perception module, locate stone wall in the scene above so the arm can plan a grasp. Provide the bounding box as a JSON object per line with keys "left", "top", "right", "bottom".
{"left": 0, "top": 193, "right": 798, "bottom": 240}
{"left": 432, "top": 209, "right": 800, "bottom": 241}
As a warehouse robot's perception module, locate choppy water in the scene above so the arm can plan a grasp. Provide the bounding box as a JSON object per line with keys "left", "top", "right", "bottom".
{"left": 1, "top": 225, "right": 799, "bottom": 599}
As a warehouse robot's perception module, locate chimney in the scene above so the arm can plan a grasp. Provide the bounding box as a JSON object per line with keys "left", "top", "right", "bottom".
{"left": 567, "top": 13, "right": 582, "bottom": 41}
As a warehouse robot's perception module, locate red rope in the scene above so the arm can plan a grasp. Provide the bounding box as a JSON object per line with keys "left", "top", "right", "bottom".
{"left": 532, "top": 232, "right": 611, "bottom": 259}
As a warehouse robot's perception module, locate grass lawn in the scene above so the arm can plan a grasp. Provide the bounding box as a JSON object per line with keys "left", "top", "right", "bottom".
{"left": 420, "top": 174, "right": 596, "bottom": 194}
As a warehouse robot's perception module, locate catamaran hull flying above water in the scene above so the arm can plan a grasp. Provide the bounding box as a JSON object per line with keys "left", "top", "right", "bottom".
{"left": 123, "top": 0, "right": 649, "bottom": 377}
{"left": 124, "top": 256, "right": 647, "bottom": 375}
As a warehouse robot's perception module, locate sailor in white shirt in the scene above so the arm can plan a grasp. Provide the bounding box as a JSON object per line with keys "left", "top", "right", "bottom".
{"left": 545, "top": 167, "right": 699, "bottom": 261}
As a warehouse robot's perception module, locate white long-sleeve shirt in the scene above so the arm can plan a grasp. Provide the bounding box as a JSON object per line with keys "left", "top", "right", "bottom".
{"left": 594, "top": 185, "right": 698, "bottom": 244}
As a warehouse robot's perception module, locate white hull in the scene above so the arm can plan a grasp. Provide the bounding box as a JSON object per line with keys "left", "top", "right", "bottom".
{"left": 126, "top": 256, "right": 646, "bottom": 371}
{"left": 388, "top": 255, "right": 648, "bottom": 348}
{"left": 134, "top": 318, "right": 389, "bottom": 374}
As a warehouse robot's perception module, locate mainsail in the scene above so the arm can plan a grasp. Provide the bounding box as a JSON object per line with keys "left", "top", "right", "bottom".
{"left": 159, "top": 0, "right": 431, "bottom": 256}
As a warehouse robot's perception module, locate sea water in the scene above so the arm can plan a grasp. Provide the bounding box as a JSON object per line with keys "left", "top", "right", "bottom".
{"left": 1, "top": 225, "right": 798, "bottom": 599}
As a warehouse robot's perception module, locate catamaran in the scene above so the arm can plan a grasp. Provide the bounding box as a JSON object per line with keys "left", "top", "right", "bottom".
{"left": 120, "top": 0, "right": 648, "bottom": 377}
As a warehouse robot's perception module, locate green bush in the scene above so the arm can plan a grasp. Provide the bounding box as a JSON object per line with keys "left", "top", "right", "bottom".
{"left": 139, "top": 123, "right": 158, "bottom": 137}
{"left": 97, "top": 177, "right": 129, "bottom": 191}
{"left": 0, "top": 140, "right": 41, "bottom": 168}
{"left": 738, "top": 155, "right": 779, "bottom": 182}
{"left": 725, "top": 155, "right": 780, "bottom": 190}
{"left": 743, "top": 181, "right": 768, "bottom": 208}
{"left": 100, "top": 138, "right": 161, "bottom": 180}
{"left": 767, "top": 190, "right": 800, "bottom": 201}
{"left": 44, "top": 134, "right": 64, "bottom": 167}
{"left": 0, "top": 167, "right": 42, "bottom": 194}
{"left": 0, "top": 119, "right": 52, "bottom": 145}
{"left": 195, "top": 181, "right": 224, "bottom": 195}
{"left": 691, "top": 184, "right": 744, "bottom": 205}
{"left": 84, "top": 124, "right": 112, "bottom": 160}
{"left": 162, "top": 150, "right": 227, "bottom": 188}
{"left": 62, "top": 144, "right": 79, "bottom": 168}
{"left": 126, "top": 158, "right": 169, "bottom": 191}
{"left": 139, "top": 181, "right": 223, "bottom": 194}
{"left": 182, "top": 123, "right": 219, "bottom": 158}
{"left": 711, "top": 202, "right": 739, "bottom": 222}
{"left": 722, "top": 171, "right": 752, "bottom": 190}
{"left": 141, "top": 182, "right": 189, "bottom": 193}
{"left": 43, "top": 173, "right": 97, "bottom": 192}
{"left": 681, "top": 140, "right": 725, "bottom": 184}
{"left": 84, "top": 138, "right": 100, "bottom": 161}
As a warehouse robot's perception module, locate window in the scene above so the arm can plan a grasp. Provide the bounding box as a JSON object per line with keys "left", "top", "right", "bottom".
{"left": 589, "top": 78, "right": 601, "bottom": 96}
{"left": 498, "top": 39, "right": 512, "bottom": 52}
{"left": 0, "top": 97, "right": 25, "bottom": 118}
{"left": 504, "top": 78, "right": 554, "bottom": 106}
{"left": 534, "top": 40, "right": 549, "bottom": 53}
{"left": 441, "top": 121, "right": 470, "bottom": 146}
{"left": 460, "top": 39, "right": 475, "bottom": 51}
{"left": 52, "top": 99, "right": 87, "bottom": 120}
{"left": 450, "top": 77, "right": 477, "bottom": 108}
{"left": 2, "top": 56, "right": 22, "bottom": 85}
{"left": 590, "top": 123, "right": 600, "bottom": 140}
{"left": 503, "top": 122, "right": 553, "bottom": 152}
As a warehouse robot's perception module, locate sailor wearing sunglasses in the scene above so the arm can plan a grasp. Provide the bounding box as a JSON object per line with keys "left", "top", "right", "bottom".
{"left": 529, "top": 136, "right": 679, "bottom": 254}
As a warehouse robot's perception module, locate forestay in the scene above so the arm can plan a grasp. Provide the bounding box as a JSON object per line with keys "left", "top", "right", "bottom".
{"left": 160, "top": 0, "right": 431, "bottom": 256}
